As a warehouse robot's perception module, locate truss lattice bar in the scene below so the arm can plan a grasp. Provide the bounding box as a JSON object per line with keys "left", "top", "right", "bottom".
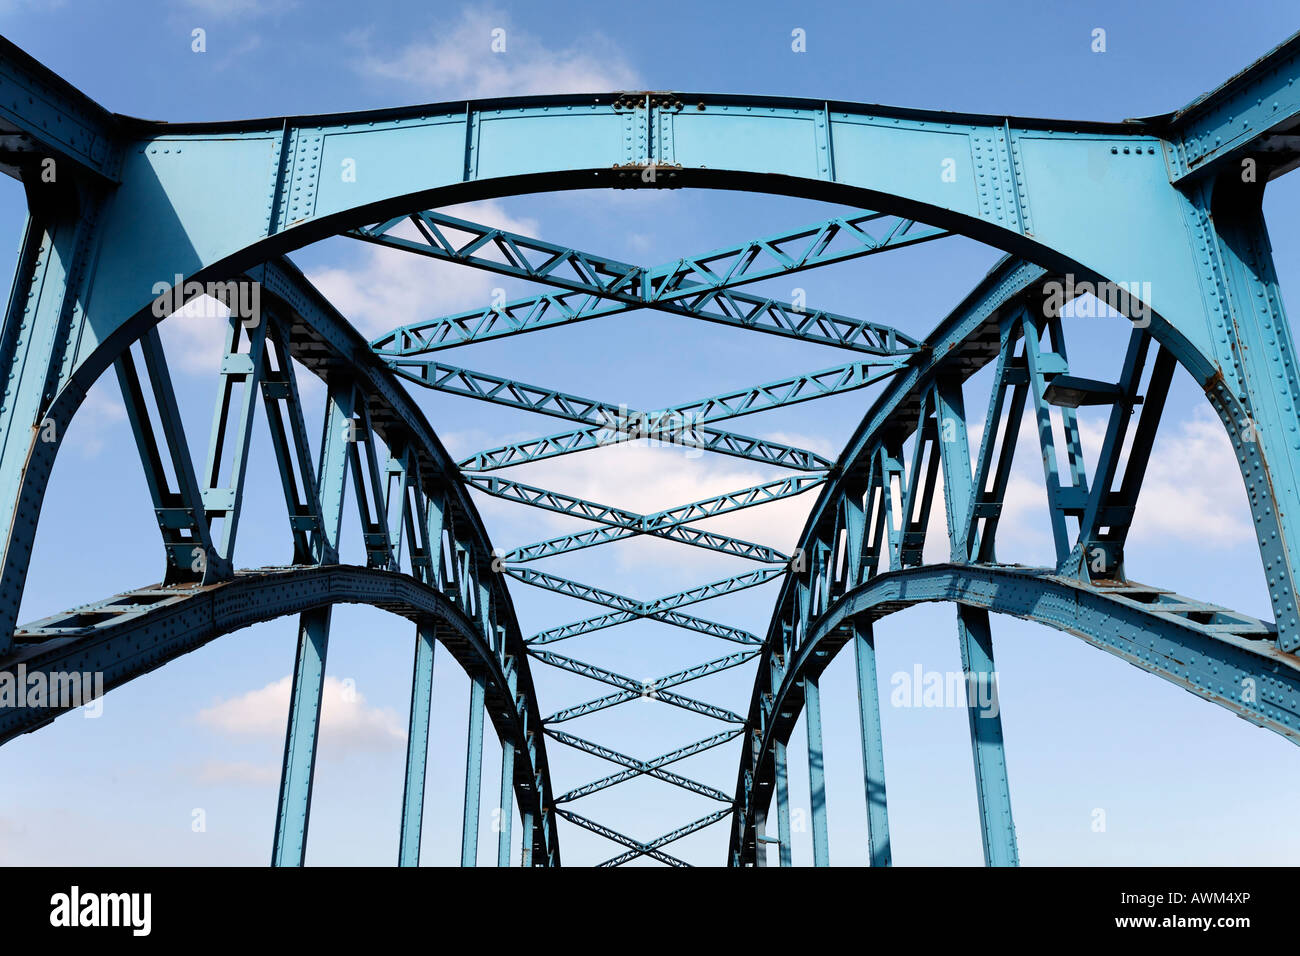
{"left": 536, "top": 650, "right": 750, "bottom": 725}
{"left": 458, "top": 421, "right": 832, "bottom": 472}
{"left": 364, "top": 211, "right": 931, "bottom": 356}
{"left": 466, "top": 474, "right": 824, "bottom": 533}
{"left": 505, "top": 523, "right": 788, "bottom": 566}
{"left": 389, "top": 359, "right": 896, "bottom": 471}
{"left": 8, "top": 30, "right": 1300, "bottom": 871}
{"left": 555, "top": 809, "right": 690, "bottom": 868}
{"left": 529, "top": 608, "right": 761, "bottom": 647}
{"left": 545, "top": 727, "right": 736, "bottom": 803}
{"left": 556, "top": 729, "right": 744, "bottom": 803}
{"left": 598, "top": 808, "right": 735, "bottom": 867}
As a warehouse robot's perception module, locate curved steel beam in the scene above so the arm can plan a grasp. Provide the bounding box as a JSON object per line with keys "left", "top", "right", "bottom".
{"left": 725, "top": 251, "right": 1300, "bottom": 865}
{"left": 7, "top": 41, "right": 1300, "bottom": 660}
{"left": 728, "top": 562, "right": 1288, "bottom": 863}
{"left": 4, "top": 563, "right": 560, "bottom": 863}
{"left": 3, "top": 33, "right": 1300, "bottom": 870}
{"left": 0, "top": 251, "right": 563, "bottom": 863}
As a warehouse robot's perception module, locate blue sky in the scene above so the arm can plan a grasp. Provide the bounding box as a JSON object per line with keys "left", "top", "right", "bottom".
{"left": 1, "top": 0, "right": 1299, "bottom": 867}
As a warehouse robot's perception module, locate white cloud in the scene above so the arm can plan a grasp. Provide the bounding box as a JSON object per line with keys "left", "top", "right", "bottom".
{"left": 197, "top": 675, "right": 406, "bottom": 754}
{"left": 454, "top": 366, "right": 1252, "bottom": 586}
{"left": 912, "top": 404, "right": 1252, "bottom": 570}
{"left": 68, "top": 376, "right": 127, "bottom": 459}
{"left": 473, "top": 437, "right": 828, "bottom": 570}
{"left": 1129, "top": 410, "right": 1251, "bottom": 545}
{"left": 156, "top": 294, "right": 232, "bottom": 374}
{"left": 180, "top": 0, "right": 295, "bottom": 19}
{"left": 308, "top": 200, "right": 540, "bottom": 340}
{"left": 764, "top": 430, "right": 840, "bottom": 460}
{"left": 0, "top": 0, "right": 65, "bottom": 13}
{"left": 353, "top": 9, "right": 640, "bottom": 100}
{"left": 192, "top": 759, "right": 279, "bottom": 786}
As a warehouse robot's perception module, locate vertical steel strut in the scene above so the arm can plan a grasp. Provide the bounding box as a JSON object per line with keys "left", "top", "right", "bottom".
{"left": 273, "top": 606, "right": 332, "bottom": 866}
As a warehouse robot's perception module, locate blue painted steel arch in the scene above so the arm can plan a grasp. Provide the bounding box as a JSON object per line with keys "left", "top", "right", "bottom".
{"left": 6, "top": 563, "right": 559, "bottom": 862}
{"left": 6, "top": 34, "right": 1300, "bottom": 659}
{"left": 726, "top": 251, "right": 1300, "bottom": 864}
{"left": 1, "top": 250, "right": 563, "bottom": 865}
{"left": 2, "top": 29, "right": 1300, "bottom": 866}
{"left": 730, "top": 562, "right": 1288, "bottom": 863}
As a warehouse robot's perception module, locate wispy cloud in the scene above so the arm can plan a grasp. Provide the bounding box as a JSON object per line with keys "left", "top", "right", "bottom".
{"left": 191, "top": 759, "right": 279, "bottom": 786}
{"left": 0, "top": 0, "right": 66, "bottom": 15}
{"left": 307, "top": 200, "right": 540, "bottom": 340}
{"left": 916, "top": 406, "right": 1253, "bottom": 570}
{"left": 67, "top": 378, "right": 126, "bottom": 459}
{"left": 155, "top": 293, "right": 231, "bottom": 374}
{"left": 197, "top": 675, "right": 406, "bottom": 754}
{"left": 352, "top": 8, "right": 640, "bottom": 100}
{"left": 1128, "top": 409, "right": 1251, "bottom": 545}
{"left": 470, "top": 437, "right": 827, "bottom": 572}
{"left": 180, "top": 0, "right": 297, "bottom": 20}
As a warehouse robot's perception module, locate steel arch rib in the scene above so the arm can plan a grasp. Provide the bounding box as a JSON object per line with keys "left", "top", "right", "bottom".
{"left": 6, "top": 565, "right": 560, "bottom": 864}
{"left": 724, "top": 250, "right": 1300, "bottom": 864}
{"left": 10, "top": 61, "right": 1273, "bottom": 450}
{"left": 5, "top": 31, "right": 1300, "bottom": 870}
{"left": 0, "top": 252, "right": 563, "bottom": 864}
{"left": 729, "top": 563, "right": 1287, "bottom": 860}
{"left": 9, "top": 39, "right": 1300, "bottom": 660}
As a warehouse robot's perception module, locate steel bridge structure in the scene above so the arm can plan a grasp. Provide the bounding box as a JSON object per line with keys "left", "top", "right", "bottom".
{"left": 2, "top": 30, "right": 1300, "bottom": 866}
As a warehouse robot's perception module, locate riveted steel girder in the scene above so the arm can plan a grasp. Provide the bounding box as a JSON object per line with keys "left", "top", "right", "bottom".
{"left": 3, "top": 566, "right": 559, "bottom": 860}
{"left": 0, "top": 36, "right": 122, "bottom": 182}
{"left": 729, "top": 245, "right": 1300, "bottom": 864}
{"left": 731, "top": 562, "right": 1287, "bottom": 863}
{"left": 6, "top": 32, "right": 1300, "bottom": 871}
{"left": 0, "top": 253, "right": 563, "bottom": 864}
{"left": 9, "top": 46, "right": 1300, "bottom": 677}
{"left": 1160, "top": 29, "right": 1300, "bottom": 181}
